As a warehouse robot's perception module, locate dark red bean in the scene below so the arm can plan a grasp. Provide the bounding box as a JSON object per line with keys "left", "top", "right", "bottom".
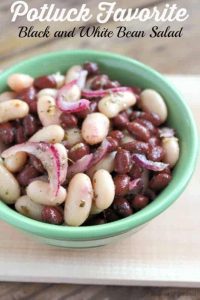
{"left": 109, "top": 130, "right": 124, "bottom": 142}
{"left": 135, "top": 118, "right": 156, "bottom": 135}
{"left": 113, "top": 198, "right": 133, "bottom": 217}
{"left": 131, "top": 194, "right": 149, "bottom": 210}
{"left": 29, "top": 155, "right": 45, "bottom": 173}
{"left": 68, "top": 142, "right": 90, "bottom": 162}
{"left": 127, "top": 122, "right": 151, "bottom": 142}
{"left": 16, "top": 87, "right": 37, "bottom": 113}
{"left": 103, "top": 208, "right": 119, "bottom": 222}
{"left": 147, "top": 145, "right": 165, "bottom": 162}
{"left": 34, "top": 75, "right": 56, "bottom": 89}
{"left": 122, "top": 141, "right": 149, "bottom": 154}
{"left": 17, "top": 164, "right": 40, "bottom": 187}
{"left": 112, "top": 113, "right": 129, "bottom": 130}
{"left": 106, "top": 136, "right": 119, "bottom": 152}
{"left": 114, "top": 148, "right": 132, "bottom": 174}
{"left": 145, "top": 188, "right": 156, "bottom": 200}
{"left": 83, "top": 62, "right": 99, "bottom": 76}
{"left": 15, "top": 126, "right": 26, "bottom": 144}
{"left": 148, "top": 137, "right": 160, "bottom": 146}
{"left": 114, "top": 175, "right": 130, "bottom": 196}
{"left": 22, "top": 114, "right": 38, "bottom": 137}
{"left": 41, "top": 206, "right": 64, "bottom": 225}
{"left": 0, "top": 122, "right": 15, "bottom": 145}
{"left": 104, "top": 80, "right": 120, "bottom": 89}
{"left": 60, "top": 113, "right": 78, "bottom": 128}
{"left": 90, "top": 217, "right": 106, "bottom": 225}
{"left": 129, "top": 163, "right": 143, "bottom": 179}
{"left": 149, "top": 173, "right": 172, "bottom": 191}
{"left": 91, "top": 75, "right": 110, "bottom": 90}
{"left": 140, "top": 112, "right": 161, "bottom": 126}
{"left": 74, "top": 101, "right": 97, "bottom": 119}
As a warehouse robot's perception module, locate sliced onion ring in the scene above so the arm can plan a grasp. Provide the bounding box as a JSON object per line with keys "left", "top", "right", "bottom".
{"left": 129, "top": 178, "right": 143, "bottom": 192}
{"left": 88, "top": 139, "right": 110, "bottom": 169}
{"left": 132, "top": 153, "right": 169, "bottom": 172}
{"left": 2, "top": 142, "right": 62, "bottom": 197}
{"left": 67, "top": 154, "right": 93, "bottom": 178}
{"left": 82, "top": 86, "right": 132, "bottom": 98}
{"left": 56, "top": 80, "right": 90, "bottom": 113}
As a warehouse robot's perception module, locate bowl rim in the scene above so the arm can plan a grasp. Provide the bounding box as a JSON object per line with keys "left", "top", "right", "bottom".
{"left": 0, "top": 49, "right": 198, "bottom": 240}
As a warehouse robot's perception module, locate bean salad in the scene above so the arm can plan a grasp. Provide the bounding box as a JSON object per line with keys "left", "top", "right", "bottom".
{"left": 0, "top": 62, "right": 179, "bottom": 226}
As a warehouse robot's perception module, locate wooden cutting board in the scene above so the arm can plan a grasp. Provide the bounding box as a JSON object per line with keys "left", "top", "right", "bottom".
{"left": 0, "top": 75, "right": 199, "bottom": 287}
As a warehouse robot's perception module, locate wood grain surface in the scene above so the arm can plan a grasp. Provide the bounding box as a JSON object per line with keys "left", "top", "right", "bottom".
{"left": 0, "top": 0, "right": 200, "bottom": 299}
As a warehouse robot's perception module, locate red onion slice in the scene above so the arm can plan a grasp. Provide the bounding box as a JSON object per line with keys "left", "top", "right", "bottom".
{"left": 82, "top": 86, "right": 132, "bottom": 98}
{"left": 2, "top": 142, "right": 61, "bottom": 196}
{"left": 132, "top": 153, "right": 169, "bottom": 171}
{"left": 129, "top": 178, "right": 143, "bottom": 192}
{"left": 159, "top": 127, "right": 175, "bottom": 138}
{"left": 67, "top": 154, "right": 93, "bottom": 178}
{"left": 56, "top": 80, "right": 90, "bottom": 113}
{"left": 88, "top": 139, "right": 110, "bottom": 168}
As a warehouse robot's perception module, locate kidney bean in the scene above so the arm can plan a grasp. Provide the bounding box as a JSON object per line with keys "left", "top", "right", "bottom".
{"left": 149, "top": 173, "right": 172, "bottom": 191}
{"left": 74, "top": 101, "right": 98, "bottom": 119}
{"left": 129, "top": 163, "right": 143, "bottom": 179}
{"left": 129, "top": 111, "right": 142, "bottom": 121}
{"left": 41, "top": 206, "right": 64, "bottom": 225}
{"left": 29, "top": 155, "right": 45, "bottom": 173}
{"left": 0, "top": 122, "right": 15, "bottom": 145}
{"left": 114, "top": 174, "right": 130, "bottom": 196}
{"left": 16, "top": 86, "right": 37, "bottom": 113}
{"left": 112, "top": 113, "right": 129, "bottom": 129}
{"left": 91, "top": 74, "right": 110, "bottom": 90}
{"left": 140, "top": 112, "right": 162, "bottom": 126}
{"left": 104, "top": 80, "right": 120, "bottom": 89}
{"left": 23, "top": 114, "right": 39, "bottom": 137}
{"left": 17, "top": 164, "right": 40, "bottom": 187}
{"left": 83, "top": 62, "right": 99, "bottom": 76}
{"left": 148, "top": 137, "right": 160, "bottom": 146}
{"left": 122, "top": 140, "right": 149, "bottom": 154}
{"left": 34, "top": 75, "right": 57, "bottom": 89}
{"left": 147, "top": 145, "right": 165, "bottom": 162}
{"left": 113, "top": 197, "right": 133, "bottom": 217}
{"left": 60, "top": 113, "right": 78, "bottom": 128}
{"left": 145, "top": 188, "right": 156, "bottom": 200}
{"left": 109, "top": 130, "right": 124, "bottom": 142}
{"left": 131, "top": 194, "right": 149, "bottom": 210}
{"left": 127, "top": 121, "right": 150, "bottom": 142}
{"left": 90, "top": 217, "right": 106, "bottom": 225}
{"left": 103, "top": 208, "right": 119, "bottom": 222}
{"left": 68, "top": 142, "right": 90, "bottom": 162}
{"left": 106, "top": 136, "right": 119, "bottom": 152}
{"left": 134, "top": 118, "right": 156, "bottom": 135}
{"left": 15, "top": 126, "right": 27, "bottom": 144}
{"left": 114, "top": 148, "right": 131, "bottom": 174}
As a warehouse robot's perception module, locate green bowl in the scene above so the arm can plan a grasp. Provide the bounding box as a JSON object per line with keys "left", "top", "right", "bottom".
{"left": 0, "top": 50, "right": 198, "bottom": 248}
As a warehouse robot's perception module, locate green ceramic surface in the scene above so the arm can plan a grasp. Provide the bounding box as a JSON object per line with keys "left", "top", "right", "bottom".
{"left": 0, "top": 50, "right": 198, "bottom": 247}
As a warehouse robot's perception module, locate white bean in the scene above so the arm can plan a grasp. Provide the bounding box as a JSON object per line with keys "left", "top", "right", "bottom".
{"left": 15, "top": 195, "right": 43, "bottom": 221}
{"left": 82, "top": 112, "right": 110, "bottom": 145}
{"left": 140, "top": 89, "right": 168, "bottom": 123}
{"left": 0, "top": 164, "right": 20, "bottom": 204}
{"left": 65, "top": 65, "right": 82, "bottom": 83}
{"left": 27, "top": 180, "right": 67, "bottom": 206}
{"left": 98, "top": 91, "right": 136, "bottom": 118}
{"left": 4, "top": 152, "right": 27, "bottom": 173}
{"left": 93, "top": 169, "right": 115, "bottom": 210}
{"left": 64, "top": 128, "right": 83, "bottom": 147}
{"left": 0, "top": 91, "right": 16, "bottom": 102}
{"left": 7, "top": 73, "right": 33, "bottom": 92}
{"left": 0, "top": 100, "right": 29, "bottom": 123}
{"left": 87, "top": 151, "right": 116, "bottom": 178}
{"left": 162, "top": 137, "right": 180, "bottom": 167}
{"left": 37, "top": 88, "right": 57, "bottom": 99}
{"left": 64, "top": 173, "right": 93, "bottom": 226}
{"left": 52, "top": 72, "right": 65, "bottom": 88}
{"left": 37, "top": 95, "right": 61, "bottom": 126}
{"left": 29, "top": 125, "right": 64, "bottom": 143}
